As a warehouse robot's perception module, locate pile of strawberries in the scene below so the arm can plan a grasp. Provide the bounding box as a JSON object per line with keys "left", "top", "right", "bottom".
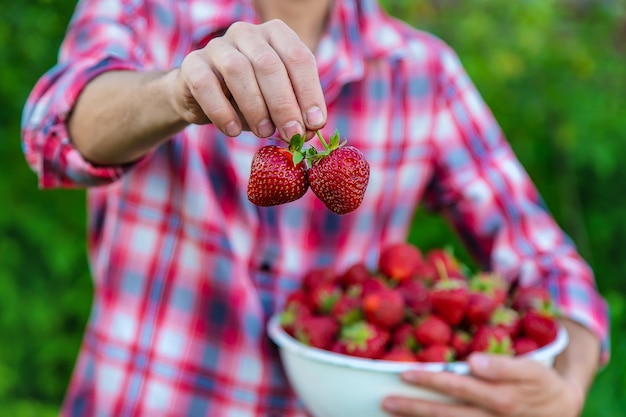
{"left": 247, "top": 131, "right": 370, "bottom": 215}
{"left": 279, "top": 242, "right": 561, "bottom": 362}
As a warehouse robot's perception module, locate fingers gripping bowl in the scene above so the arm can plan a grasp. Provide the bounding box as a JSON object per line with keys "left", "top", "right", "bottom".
{"left": 266, "top": 242, "right": 570, "bottom": 417}
{"left": 268, "top": 315, "right": 568, "bottom": 417}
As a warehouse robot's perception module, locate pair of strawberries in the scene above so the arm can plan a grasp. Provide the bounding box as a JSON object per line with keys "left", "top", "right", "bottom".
{"left": 279, "top": 242, "right": 561, "bottom": 362}
{"left": 247, "top": 131, "right": 370, "bottom": 215}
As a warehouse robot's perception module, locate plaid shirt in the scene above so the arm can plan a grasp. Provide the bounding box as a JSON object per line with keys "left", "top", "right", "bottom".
{"left": 22, "top": 0, "right": 609, "bottom": 416}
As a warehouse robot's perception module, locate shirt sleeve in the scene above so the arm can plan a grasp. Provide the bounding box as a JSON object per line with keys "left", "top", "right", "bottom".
{"left": 423, "top": 39, "right": 610, "bottom": 364}
{"left": 21, "top": 0, "right": 146, "bottom": 188}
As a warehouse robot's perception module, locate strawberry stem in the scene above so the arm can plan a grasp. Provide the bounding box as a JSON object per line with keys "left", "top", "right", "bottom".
{"left": 315, "top": 130, "right": 329, "bottom": 150}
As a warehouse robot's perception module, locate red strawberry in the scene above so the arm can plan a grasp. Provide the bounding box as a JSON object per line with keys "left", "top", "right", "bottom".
{"left": 513, "top": 337, "right": 540, "bottom": 356}
{"left": 363, "top": 288, "right": 406, "bottom": 329}
{"left": 417, "top": 345, "right": 455, "bottom": 363}
{"left": 397, "top": 279, "right": 431, "bottom": 315}
{"left": 465, "top": 292, "right": 498, "bottom": 327}
{"left": 308, "top": 282, "right": 341, "bottom": 315}
{"left": 521, "top": 310, "right": 558, "bottom": 347}
{"left": 425, "top": 248, "right": 460, "bottom": 280}
{"left": 294, "top": 315, "right": 339, "bottom": 350}
{"left": 302, "top": 266, "right": 337, "bottom": 290}
{"left": 280, "top": 290, "right": 312, "bottom": 336}
{"left": 307, "top": 131, "right": 370, "bottom": 215}
{"left": 511, "top": 286, "right": 552, "bottom": 312}
{"left": 337, "top": 321, "right": 390, "bottom": 359}
{"left": 378, "top": 242, "right": 423, "bottom": 282}
{"left": 247, "top": 135, "right": 309, "bottom": 206}
{"left": 339, "top": 262, "right": 372, "bottom": 287}
{"left": 430, "top": 279, "right": 469, "bottom": 326}
{"left": 450, "top": 330, "right": 471, "bottom": 360}
{"left": 490, "top": 307, "right": 521, "bottom": 338}
{"left": 414, "top": 315, "right": 452, "bottom": 347}
{"left": 331, "top": 294, "right": 362, "bottom": 326}
{"left": 351, "top": 276, "right": 388, "bottom": 298}
{"left": 411, "top": 262, "right": 438, "bottom": 284}
{"left": 392, "top": 323, "right": 418, "bottom": 351}
{"left": 469, "top": 272, "right": 509, "bottom": 306}
{"left": 470, "top": 325, "right": 514, "bottom": 355}
{"left": 381, "top": 346, "right": 418, "bottom": 362}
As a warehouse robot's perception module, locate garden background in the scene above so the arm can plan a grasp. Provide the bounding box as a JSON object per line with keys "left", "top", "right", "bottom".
{"left": 1, "top": 0, "right": 625, "bottom": 415}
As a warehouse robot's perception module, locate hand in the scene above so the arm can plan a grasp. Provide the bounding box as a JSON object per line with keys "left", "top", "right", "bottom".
{"left": 171, "top": 19, "right": 327, "bottom": 141}
{"left": 381, "top": 353, "right": 584, "bottom": 417}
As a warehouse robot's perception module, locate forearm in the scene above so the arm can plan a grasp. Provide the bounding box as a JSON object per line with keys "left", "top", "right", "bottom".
{"left": 554, "top": 318, "right": 601, "bottom": 409}
{"left": 68, "top": 69, "right": 188, "bottom": 165}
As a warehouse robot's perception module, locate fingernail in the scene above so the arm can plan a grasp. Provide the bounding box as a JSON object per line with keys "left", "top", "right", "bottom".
{"left": 402, "top": 371, "right": 420, "bottom": 383}
{"left": 225, "top": 121, "right": 240, "bottom": 137}
{"left": 283, "top": 120, "right": 303, "bottom": 140}
{"left": 470, "top": 353, "right": 490, "bottom": 373}
{"left": 306, "top": 106, "right": 325, "bottom": 127}
{"left": 257, "top": 119, "right": 275, "bottom": 137}
{"left": 382, "top": 399, "right": 398, "bottom": 412}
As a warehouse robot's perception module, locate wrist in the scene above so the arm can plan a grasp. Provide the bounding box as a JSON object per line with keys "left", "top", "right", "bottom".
{"left": 565, "top": 378, "right": 584, "bottom": 417}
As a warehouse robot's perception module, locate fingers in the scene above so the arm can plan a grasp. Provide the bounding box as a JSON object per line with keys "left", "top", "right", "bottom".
{"left": 398, "top": 370, "right": 514, "bottom": 414}
{"left": 265, "top": 20, "right": 327, "bottom": 131}
{"left": 177, "top": 50, "right": 241, "bottom": 133}
{"left": 178, "top": 20, "right": 326, "bottom": 140}
{"left": 208, "top": 37, "right": 275, "bottom": 137}
{"left": 468, "top": 353, "right": 549, "bottom": 383}
{"left": 382, "top": 396, "right": 492, "bottom": 417}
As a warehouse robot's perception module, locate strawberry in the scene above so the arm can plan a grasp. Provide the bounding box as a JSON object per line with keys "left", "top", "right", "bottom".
{"left": 331, "top": 294, "right": 363, "bottom": 326}
{"left": 397, "top": 279, "right": 431, "bottom": 315}
{"left": 337, "top": 321, "right": 390, "bottom": 359}
{"left": 430, "top": 279, "right": 469, "bottom": 326}
{"left": 362, "top": 288, "right": 406, "bottom": 329}
{"left": 302, "top": 266, "right": 337, "bottom": 290}
{"left": 294, "top": 315, "right": 340, "bottom": 350}
{"left": 513, "top": 337, "right": 540, "bottom": 356}
{"left": 351, "top": 276, "right": 388, "bottom": 298}
{"left": 511, "top": 286, "right": 552, "bottom": 312}
{"left": 411, "top": 262, "right": 438, "bottom": 284}
{"left": 308, "top": 282, "right": 341, "bottom": 315}
{"left": 464, "top": 292, "right": 498, "bottom": 327}
{"left": 490, "top": 307, "right": 521, "bottom": 338}
{"left": 378, "top": 242, "right": 423, "bottom": 282}
{"left": 417, "top": 345, "right": 455, "bottom": 363}
{"left": 469, "top": 272, "right": 509, "bottom": 306}
{"left": 381, "top": 346, "right": 418, "bottom": 362}
{"left": 280, "top": 290, "right": 312, "bottom": 336}
{"left": 425, "top": 248, "right": 461, "bottom": 280}
{"left": 414, "top": 315, "right": 452, "bottom": 347}
{"left": 247, "top": 134, "right": 309, "bottom": 206}
{"left": 450, "top": 330, "right": 471, "bottom": 360}
{"left": 307, "top": 131, "right": 370, "bottom": 215}
{"left": 339, "top": 262, "right": 372, "bottom": 287}
{"left": 470, "top": 325, "right": 514, "bottom": 355}
{"left": 521, "top": 310, "right": 558, "bottom": 347}
{"left": 392, "top": 323, "right": 419, "bottom": 351}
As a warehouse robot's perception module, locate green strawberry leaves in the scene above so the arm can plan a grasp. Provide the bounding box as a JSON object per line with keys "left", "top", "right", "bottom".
{"left": 288, "top": 133, "right": 306, "bottom": 166}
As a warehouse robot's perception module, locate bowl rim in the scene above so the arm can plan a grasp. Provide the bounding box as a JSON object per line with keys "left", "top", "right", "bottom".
{"left": 267, "top": 313, "right": 569, "bottom": 374}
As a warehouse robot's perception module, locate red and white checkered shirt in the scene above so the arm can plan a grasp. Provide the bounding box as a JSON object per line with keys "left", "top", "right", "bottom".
{"left": 22, "top": 0, "right": 609, "bottom": 415}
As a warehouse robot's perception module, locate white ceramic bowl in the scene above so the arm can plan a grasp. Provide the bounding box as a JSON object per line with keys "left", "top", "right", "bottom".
{"left": 267, "top": 314, "right": 568, "bottom": 417}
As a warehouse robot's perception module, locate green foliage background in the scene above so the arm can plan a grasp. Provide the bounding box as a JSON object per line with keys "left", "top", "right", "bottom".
{"left": 1, "top": 0, "right": 624, "bottom": 415}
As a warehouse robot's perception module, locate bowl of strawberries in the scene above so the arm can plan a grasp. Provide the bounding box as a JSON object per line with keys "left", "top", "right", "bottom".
{"left": 267, "top": 242, "right": 569, "bottom": 417}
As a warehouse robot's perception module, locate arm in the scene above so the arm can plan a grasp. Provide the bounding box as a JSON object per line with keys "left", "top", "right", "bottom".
{"left": 382, "top": 38, "right": 607, "bottom": 417}
{"left": 68, "top": 70, "right": 186, "bottom": 165}
{"left": 554, "top": 318, "right": 601, "bottom": 406}
{"left": 23, "top": 0, "right": 327, "bottom": 184}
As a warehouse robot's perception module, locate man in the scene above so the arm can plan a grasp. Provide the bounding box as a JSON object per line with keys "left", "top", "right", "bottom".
{"left": 22, "top": 0, "right": 608, "bottom": 415}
